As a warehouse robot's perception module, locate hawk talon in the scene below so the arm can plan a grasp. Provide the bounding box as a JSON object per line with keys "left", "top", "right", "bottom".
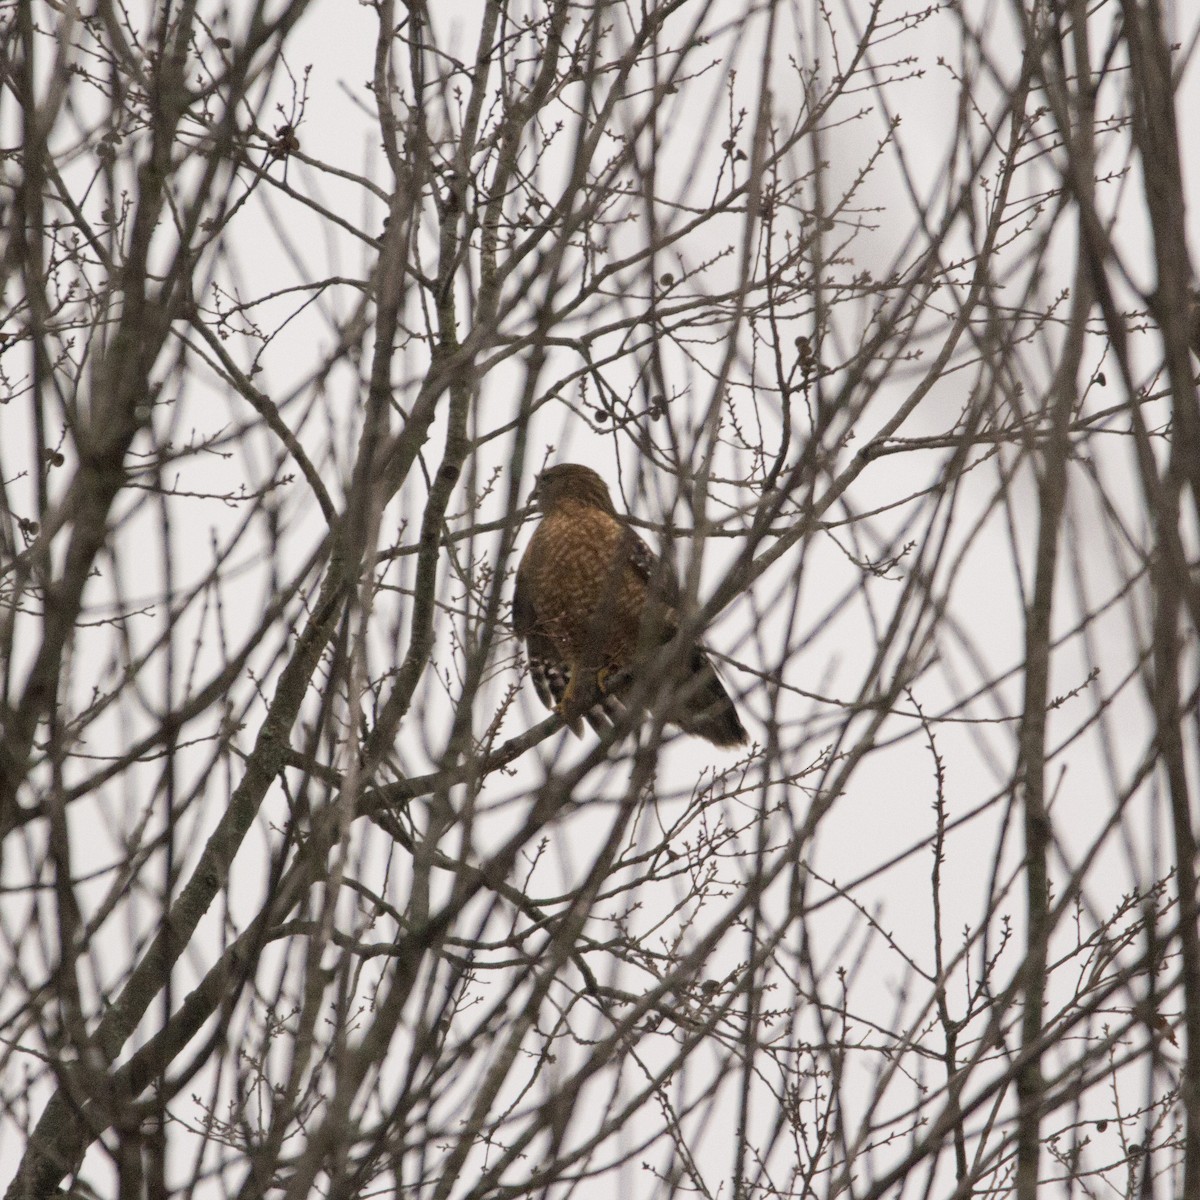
{"left": 556, "top": 675, "right": 576, "bottom": 720}
{"left": 557, "top": 670, "right": 596, "bottom": 720}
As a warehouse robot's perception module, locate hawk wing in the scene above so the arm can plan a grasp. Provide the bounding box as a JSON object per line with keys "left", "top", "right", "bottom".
{"left": 623, "top": 526, "right": 680, "bottom": 610}
{"left": 512, "top": 556, "right": 555, "bottom": 710}
{"left": 621, "top": 525, "right": 749, "bottom": 747}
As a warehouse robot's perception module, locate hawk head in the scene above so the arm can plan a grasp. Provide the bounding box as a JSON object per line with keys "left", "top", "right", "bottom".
{"left": 530, "top": 464, "right": 618, "bottom": 516}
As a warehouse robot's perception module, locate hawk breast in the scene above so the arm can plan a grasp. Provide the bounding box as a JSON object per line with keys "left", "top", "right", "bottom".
{"left": 522, "top": 503, "right": 647, "bottom": 668}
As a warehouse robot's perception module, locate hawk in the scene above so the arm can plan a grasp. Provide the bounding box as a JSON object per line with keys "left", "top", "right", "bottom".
{"left": 513, "top": 464, "right": 748, "bottom": 747}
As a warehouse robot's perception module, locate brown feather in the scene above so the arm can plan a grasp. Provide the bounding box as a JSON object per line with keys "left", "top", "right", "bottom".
{"left": 513, "top": 464, "right": 748, "bottom": 747}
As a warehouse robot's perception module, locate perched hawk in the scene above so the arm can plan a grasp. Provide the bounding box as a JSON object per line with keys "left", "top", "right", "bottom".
{"left": 513, "top": 464, "right": 748, "bottom": 747}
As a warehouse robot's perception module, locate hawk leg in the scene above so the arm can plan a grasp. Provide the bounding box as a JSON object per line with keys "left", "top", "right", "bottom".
{"left": 559, "top": 666, "right": 602, "bottom": 722}
{"left": 557, "top": 672, "right": 576, "bottom": 719}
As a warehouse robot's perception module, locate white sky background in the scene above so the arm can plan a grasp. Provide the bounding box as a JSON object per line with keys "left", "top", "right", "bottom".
{"left": 4, "top": 0, "right": 1200, "bottom": 1195}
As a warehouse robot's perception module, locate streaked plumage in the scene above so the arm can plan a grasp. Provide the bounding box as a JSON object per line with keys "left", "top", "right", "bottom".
{"left": 512, "top": 464, "right": 748, "bottom": 747}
